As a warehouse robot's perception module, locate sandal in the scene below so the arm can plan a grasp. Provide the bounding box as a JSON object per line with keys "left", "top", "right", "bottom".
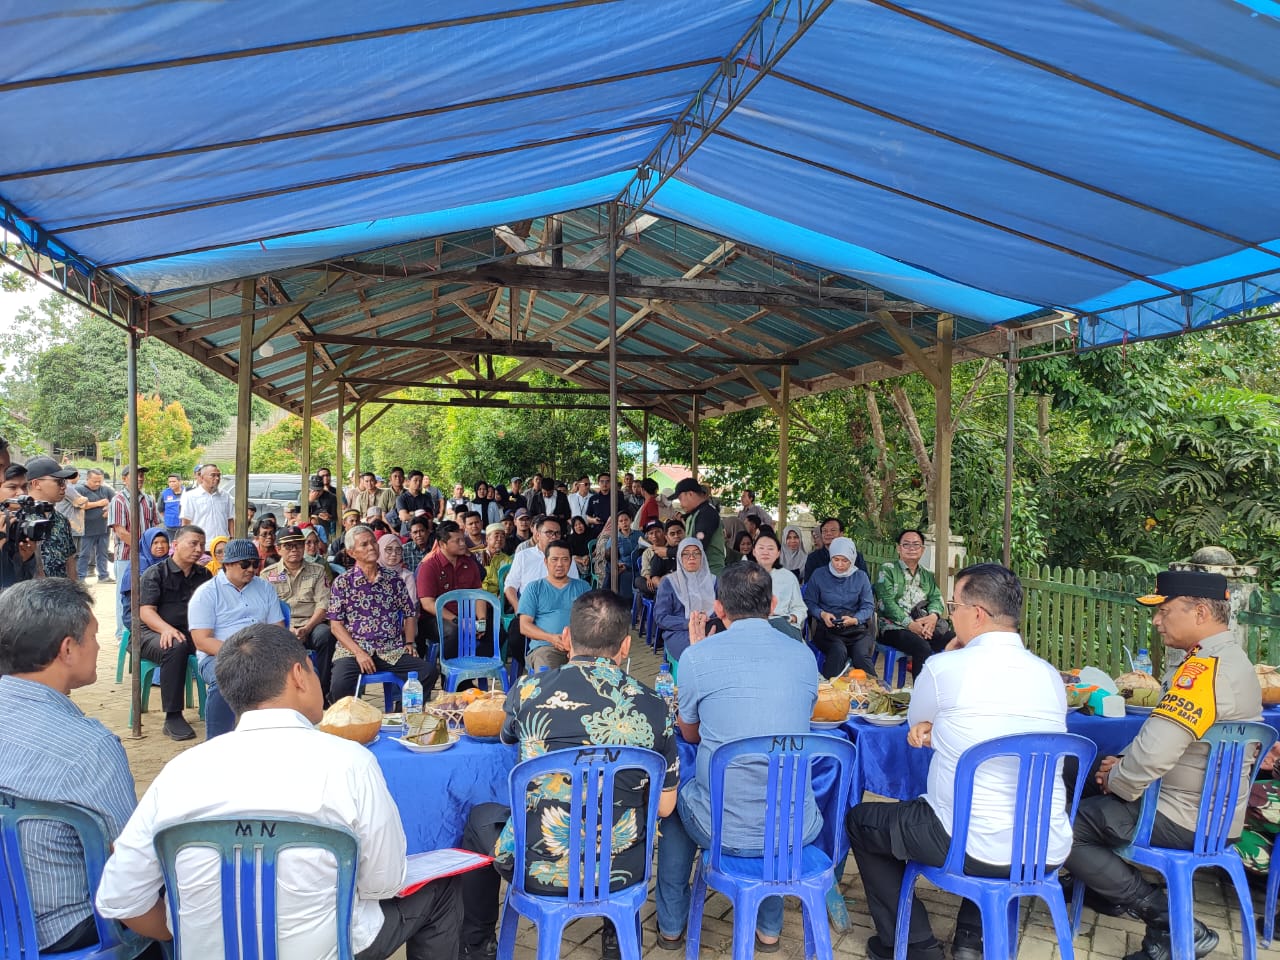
{"left": 655, "top": 932, "right": 685, "bottom": 951}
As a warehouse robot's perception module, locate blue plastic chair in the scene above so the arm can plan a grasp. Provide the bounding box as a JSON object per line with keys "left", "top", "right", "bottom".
{"left": 354, "top": 671, "right": 404, "bottom": 712}
{"left": 154, "top": 818, "right": 358, "bottom": 960}
{"left": 1080, "top": 721, "right": 1276, "bottom": 959}
{"left": 0, "top": 791, "right": 149, "bottom": 960}
{"left": 688, "top": 733, "right": 857, "bottom": 960}
{"left": 432, "top": 588, "right": 506, "bottom": 692}
{"left": 498, "top": 745, "right": 667, "bottom": 960}
{"left": 895, "top": 733, "right": 1097, "bottom": 960}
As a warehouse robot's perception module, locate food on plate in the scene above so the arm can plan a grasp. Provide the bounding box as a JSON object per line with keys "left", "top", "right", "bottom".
{"left": 316, "top": 696, "right": 381, "bottom": 744}
{"left": 1114, "top": 670, "right": 1163, "bottom": 707}
{"left": 833, "top": 668, "right": 885, "bottom": 695}
{"left": 867, "top": 688, "right": 912, "bottom": 717}
{"left": 463, "top": 692, "right": 507, "bottom": 738}
{"left": 811, "top": 682, "right": 851, "bottom": 722}
{"left": 405, "top": 711, "right": 451, "bottom": 746}
{"left": 1256, "top": 664, "right": 1280, "bottom": 704}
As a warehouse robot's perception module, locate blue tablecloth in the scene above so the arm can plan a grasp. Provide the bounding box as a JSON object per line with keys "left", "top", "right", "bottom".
{"left": 844, "top": 705, "right": 1280, "bottom": 802}
{"left": 371, "top": 734, "right": 518, "bottom": 854}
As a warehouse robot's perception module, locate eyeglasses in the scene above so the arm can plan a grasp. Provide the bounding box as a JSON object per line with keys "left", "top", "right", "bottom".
{"left": 945, "top": 599, "right": 987, "bottom": 616}
{"left": 234, "top": 560, "right": 261, "bottom": 570}
{"left": 899, "top": 540, "right": 924, "bottom": 549}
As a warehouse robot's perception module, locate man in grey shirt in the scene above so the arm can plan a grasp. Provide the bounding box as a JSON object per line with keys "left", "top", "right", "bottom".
{"left": 74, "top": 468, "right": 114, "bottom": 581}
{"left": 654, "top": 562, "right": 819, "bottom": 949}
{"left": 0, "top": 579, "right": 139, "bottom": 953}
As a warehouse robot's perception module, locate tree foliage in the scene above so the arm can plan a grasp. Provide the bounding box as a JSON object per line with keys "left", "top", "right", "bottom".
{"left": 251, "top": 415, "right": 337, "bottom": 474}
{"left": 105, "top": 394, "right": 203, "bottom": 483}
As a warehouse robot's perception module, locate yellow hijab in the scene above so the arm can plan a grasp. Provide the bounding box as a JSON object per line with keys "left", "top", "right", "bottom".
{"left": 206, "top": 535, "right": 230, "bottom": 575}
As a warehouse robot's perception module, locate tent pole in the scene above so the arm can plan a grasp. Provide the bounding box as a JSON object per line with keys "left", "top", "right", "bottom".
{"left": 126, "top": 318, "right": 143, "bottom": 738}
{"left": 335, "top": 397, "right": 346, "bottom": 518}
{"left": 234, "top": 281, "right": 253, "bottom": 538}
{"left": 608, "top": 202, "right": 620, "bottom": 592}
{"left": 691, "top": 396, "right": 700, "bottom": 479}
{"left": 778, "top": 366, "right": 790, "bottom": 524}
{"left": 301, "top": 341, "right": 314, "bottom": 518}
{"left": 1003, "top": 330, "right": 1017, "bottom": 567}
{"left": 933, "top": 316, "right": 954, "bottom": 591}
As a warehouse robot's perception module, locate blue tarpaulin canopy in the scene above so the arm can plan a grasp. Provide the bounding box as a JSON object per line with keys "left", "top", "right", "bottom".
{"left": 2, "top": 0, "right": 1278, "bottom": 417}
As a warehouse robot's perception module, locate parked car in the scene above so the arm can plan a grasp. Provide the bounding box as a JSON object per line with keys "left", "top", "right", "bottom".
{"left": 219, "top": 473, "right": 305, "bottom": 526}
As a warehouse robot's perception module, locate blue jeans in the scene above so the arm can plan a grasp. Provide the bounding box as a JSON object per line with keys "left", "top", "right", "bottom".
{"left": 655, "top": 793, "right": 784, "bottom": 939}
{"left": 77, "top": 533, "right": 110, "bottom": 579}
{"left": 198, "top": 655, "right": 236, "bottom": 740}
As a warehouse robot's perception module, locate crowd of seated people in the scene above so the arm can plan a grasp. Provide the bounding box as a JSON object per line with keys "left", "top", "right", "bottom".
{"left": 4, "top": 440, "right": 1272, "bottom": 960}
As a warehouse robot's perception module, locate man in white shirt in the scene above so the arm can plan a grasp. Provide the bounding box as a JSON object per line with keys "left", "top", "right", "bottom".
{"left": 567, "top": 476, "right": 591, "bottom": 519}
{"left": 95, "top": 622, "right": 462, "bottom": 960}
{"left": 179, "top": 464, "right": 234, "bottom": 539}
{"left": 501, "top": 515, "right": 579, "bottom": 610}
{"left": 846, "top": 563, "right": 1070, "bottom": 960}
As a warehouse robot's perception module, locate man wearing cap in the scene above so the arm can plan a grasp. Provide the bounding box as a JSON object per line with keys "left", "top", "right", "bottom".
{"left": 0, "top": 463, "right": 40, "bottom": 591}
{"left": 479, "top": 522, "right": 511, "bottom": 598}
{"left": 638, "top": 521, "right": 674, "bottom": 602}
{"left": 283, "top": 502, "right": 302, "bottom": 526}
{"left": 74, "top": 468, "right": 115, "bottom": 582}
{"left": 159, "top": 473, "right": 184, "bottom": 538}
{"left": 180, "top": 464, "right": 233, "bottom": 540}
{"left": 262, "top": 526, "right": 335, "bottom": 699}
{"left": 137, "top": 525, "right": 211, "bottom": 741}
{"left": 396, "top": 470, "right": 436, "bottom": 537}
{"left": 508, "top": 508, "right": 533, "bottom": 553}
{"left": 307, "top": 472, "right": 337, "bottom": 538}
{"left": 109, "top": 467, "right": 159, "bottom": 634}
{"left": 1064, "top": 570, "right": 1261, "bottom": 960}
{"left": 673, "top": 478, "right": 726, "bottom": 575}
{"left": 188, "top": 538, "right": 285, "bottom": 739}
{"left": 26, "top": 457, "right": 79, "bottom": 581}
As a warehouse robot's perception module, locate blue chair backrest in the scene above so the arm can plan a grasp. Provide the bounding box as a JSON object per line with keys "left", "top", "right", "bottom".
{"left": 435, "top": 589, "right": 501, "bottom": 658}
{"left": 1132, "top": 720, "right": 1277, "bottom": 855}
{"left": 497, "top": 563, "right": 512, "bottom": 608}
{"left": 943, "top": 733, "right": 1097, "bottom": 883}
{"left": 507, "top": 746, "right": 666, "bottom": 903}
{"left": 0, "top": 792, "right": 134, "bottom": 960}
{"left": 154, "top": 817, "right": 359, "bottom": 960}
{"left": 707, "top": 734, "right": 856, "bottom": 882}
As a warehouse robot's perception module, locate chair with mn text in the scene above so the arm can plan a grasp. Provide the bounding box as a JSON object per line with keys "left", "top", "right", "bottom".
{"left": 896, "top": 732, "right": 1097, "bottom": 960}
{"left": 432, "top": 588, "right": 506, "bottom": 692}
{"left": 154, "top": 818, "right": 358, "bottom": 960}
{"left": 0, "top": 791, "right": 149, "bottom": 959}
{"left": 1084, "top": 721, "right": 1276, "bottom": 960}
{"left": 498, "top": 745, "right": 667, "bottom": 960}
{"left": 688, "top": 733, "right": 858, "bottom": 960}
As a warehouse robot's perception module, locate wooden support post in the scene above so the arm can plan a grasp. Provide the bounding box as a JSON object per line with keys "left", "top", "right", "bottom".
{"left": 778, "top": 366, "right": 790, "bottom": 524}
{"left": 691, "top": 395, "right": 700, "bottom": 479}
{"left": 608, "top": 203, "right": 620, "bottom": 591}
{"left": 933, "top": 316, "right": 954, "bottom": 589}
{"left": 126, "top": 321, "right": 142, "bottom": 738}
{"left": 642, "top": 409, "right": 650, "bottom": 479}
{"left": 234, "top": 281, "right": 254, "bottom": 538}
{"left": 353, "top": 404, "right": 362, "bottom": 477}
{"left": 335, "top": 398, "right": 346, "bottom": 517}
{"left": 301, "top": 340, "right": 314, "bottom": 511}
{"left": 1003, "top": 329, "right": 1017, "bottom": 567}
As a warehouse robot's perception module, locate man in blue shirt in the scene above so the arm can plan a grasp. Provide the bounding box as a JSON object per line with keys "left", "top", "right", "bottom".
{"left": 0, "top": 578, "right": 140, "bottom": 954}
{"left": 516, "top": 540, "right": 591, "bottom": 672}
{"left": 189, "top": 538, "right": 285, "bottom": 740}
{"left": 654, "top": 562, "right": 821, "bottom": 950}
{"left": 159, "top": 473, "right": 185, "bottom": 537}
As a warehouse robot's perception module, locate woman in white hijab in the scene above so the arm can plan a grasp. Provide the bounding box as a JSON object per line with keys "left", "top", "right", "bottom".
{"left": 654, "top": 536, "right": 718, "bottom": 673}
{"left": 780, "top": 524, "right": 809, "bottom": 581}
{"left": 801, "top": 535, "right": 876, "bottom": 677}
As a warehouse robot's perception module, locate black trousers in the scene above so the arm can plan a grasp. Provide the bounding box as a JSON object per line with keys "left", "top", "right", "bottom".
{"left": 137, "top": 632, "right": 196, "bottom": 715}
{"left": 878, "top": 624, "right": 955, "bottom": 679}
{"left": 356, "top": 875, "right": 463, "bottom": 960}
{"left": 1064, "top": 793, "right": 1197, "bottom": 907}
{"left": 813, "top": 620, "right": 875, "bottom": 678}
{"left": 329, "top": 652, "right": 438, "bottom": 704}
{"left": 847, "top": 797, "right": 1011, "bottom": 947}
{"left": 459, "top": 802, "right": 515, "bottom": 946}
{"left": 301, "top": 621, "right": 336, "bottom": 697}
{"left": 423, "top": 613, "right": 496, "bottom": 661}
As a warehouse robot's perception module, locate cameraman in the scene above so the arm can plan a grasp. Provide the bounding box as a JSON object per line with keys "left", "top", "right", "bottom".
{"left": 0, "top": 464, "right": 42, "bottom": 592}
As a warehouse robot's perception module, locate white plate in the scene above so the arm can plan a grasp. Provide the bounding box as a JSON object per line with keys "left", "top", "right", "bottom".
{"left": 1066, "top": 705, "right": 1081, "bottom": 714}
{"left": 1125, "top": 705, "right": 1156, "bottom": 715}
{"left": 381, "top": 713, "right": 405, "bottom": 728}
{"left": 394, "top": 732, "right": 460, "bottom": 754}
{"left": 810, "top": 720, "right": 846, "bottom": 730}
{"left": 860, "top": 713, "right": 908, "bottom": 727}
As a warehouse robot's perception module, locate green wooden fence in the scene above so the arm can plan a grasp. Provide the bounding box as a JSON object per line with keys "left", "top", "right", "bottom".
{"left": 857, "top": 542, "right": 1278, "bottom": 674}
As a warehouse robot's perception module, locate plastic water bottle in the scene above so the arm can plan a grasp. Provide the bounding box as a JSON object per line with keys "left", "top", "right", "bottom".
{"left": 654, "top": 664, "right": 676, "bottom": 719}
{"left": 1134, "top": 649, "right": 1153, "bottom": 676}
{"left": 402, "top": 671, "right": 424, "bottom": 715}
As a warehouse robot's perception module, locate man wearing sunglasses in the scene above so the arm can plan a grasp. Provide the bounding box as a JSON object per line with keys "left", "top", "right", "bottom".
{"left": 189, "top": 539, "right": 285, "bottom": 741}
{"left": 847, "top": 563, "right": 1070, "bottom": 960}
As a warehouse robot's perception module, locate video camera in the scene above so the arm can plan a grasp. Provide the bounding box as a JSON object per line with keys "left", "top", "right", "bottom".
{"left": 2, "top": 496, "right": 55, "bottom": 543}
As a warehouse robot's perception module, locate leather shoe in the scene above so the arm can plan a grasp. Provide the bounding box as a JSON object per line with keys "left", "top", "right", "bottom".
{"left": 951, "top": 928, "right": 984, "bottom": 960}
{"left": 460, "top": 939, "right": 496, "bottom": 960}
{"left": 601, "top": 923, "right": 620, "bottom": 960}
{"left": 867, "top": 934, "right": 945, "bottom": 960}
{"left": 1123, "top": 920, "right": 1219, "bottom": 960}
{"left": 163, "top": 716, "right": 195, "bottom": 741}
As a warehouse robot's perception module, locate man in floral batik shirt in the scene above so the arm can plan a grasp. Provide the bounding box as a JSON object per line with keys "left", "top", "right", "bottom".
{"left": 458, "top": 590, "right": 678, "bottom": 960}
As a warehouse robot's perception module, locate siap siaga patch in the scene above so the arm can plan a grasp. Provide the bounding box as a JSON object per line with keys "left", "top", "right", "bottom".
{"left": 1152, "top": 656, "right": 1218, "bottom": 738}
